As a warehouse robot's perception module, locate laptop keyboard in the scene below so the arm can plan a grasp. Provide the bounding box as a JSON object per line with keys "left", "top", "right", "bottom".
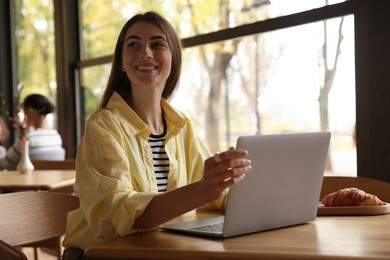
{"left": 188, "top": 222, "right": 224, "bottom": 233}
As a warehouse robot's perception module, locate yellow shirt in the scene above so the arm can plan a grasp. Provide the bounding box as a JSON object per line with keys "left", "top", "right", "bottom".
{"left": 62, "top": 92, "right": 225, "bottom": 250}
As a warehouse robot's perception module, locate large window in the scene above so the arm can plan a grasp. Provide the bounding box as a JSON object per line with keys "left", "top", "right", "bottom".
{"left": 4, "top": 0, "right": 389, "bottom": 181}
{"left": 174, "top": 16, "right": 355, "bottom": 176}
{"left": 5, "top": 0, "right": 389, "bottom": 181}
{"left": 7, "top": 0, "right": 357, "bottom": 175}
{"left": 77, "top": 0, "right": 355, "bottom": 176}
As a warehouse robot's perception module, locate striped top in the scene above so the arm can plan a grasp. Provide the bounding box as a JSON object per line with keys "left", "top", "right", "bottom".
{"left": 149, "top": 130, "right": 169, "bottom": 192}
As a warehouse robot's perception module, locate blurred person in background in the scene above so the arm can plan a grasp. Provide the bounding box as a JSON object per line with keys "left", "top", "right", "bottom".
{"left": 0, "top": 94, "right": 65, "bottom": 170}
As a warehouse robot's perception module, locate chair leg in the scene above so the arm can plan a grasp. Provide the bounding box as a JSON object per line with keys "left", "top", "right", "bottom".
{"left": 33, "top": 247, "right": 39, "bottom": 260}
{"left": 57, "top": 237, "right": 62, "bottom": 259}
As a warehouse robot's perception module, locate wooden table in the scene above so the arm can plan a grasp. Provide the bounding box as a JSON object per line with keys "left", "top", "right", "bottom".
{"left": 0, "top": 170, "right": 75, "bottom": 193}
{"left": 85, "top": 209, "right": 390, "bottom": 260}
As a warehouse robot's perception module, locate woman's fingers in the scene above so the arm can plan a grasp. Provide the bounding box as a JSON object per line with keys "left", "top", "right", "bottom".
{"left": 216, "top": 163, "right": 252, "bottom": 184}
{"left": 205, "top": 148, "right": 252, "bottom": 183}
{"left": 206, "top": 148, "right": 248, "bottom": 168}
{"left": 201, "top": 148, "right": 252, "bottom": 200}
{"left": 213, "top": 156, "right": 251, "bottom": 178}
{"left": 214, "top": 148, "right": 247, "bottom": 163}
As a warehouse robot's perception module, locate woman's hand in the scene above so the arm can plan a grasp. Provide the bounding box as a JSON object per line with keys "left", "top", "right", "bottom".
{"left": 134, "top": 148, "right": 251, "bottom": 230}
{"left": 198, "top": 147, "right": 252, "bottom": 201}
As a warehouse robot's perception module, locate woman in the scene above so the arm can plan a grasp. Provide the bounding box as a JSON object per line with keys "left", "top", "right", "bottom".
{"left": 62, "top": 12, "right": 252, "bottom": 258}
{"left": 0, "top": 94, "right": 65, "bottom": 170}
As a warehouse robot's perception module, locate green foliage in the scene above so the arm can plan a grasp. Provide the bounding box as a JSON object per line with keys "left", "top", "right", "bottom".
{"left": 14, "top": 0, "right": 55, "bottom": 101}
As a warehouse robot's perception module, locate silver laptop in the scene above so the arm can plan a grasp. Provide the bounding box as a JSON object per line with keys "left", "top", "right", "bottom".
{"left": 159, "top": 132, "right": 331, "bottom": 238}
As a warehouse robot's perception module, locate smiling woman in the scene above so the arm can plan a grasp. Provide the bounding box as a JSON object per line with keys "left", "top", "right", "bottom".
{"left": 61, "top": 12, "right": 252, "bottom": 259}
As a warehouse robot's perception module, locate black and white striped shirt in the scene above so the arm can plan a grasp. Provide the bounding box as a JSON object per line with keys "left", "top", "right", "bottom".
{"left": 149, "top": 131, "right": 169, "bottom": 192}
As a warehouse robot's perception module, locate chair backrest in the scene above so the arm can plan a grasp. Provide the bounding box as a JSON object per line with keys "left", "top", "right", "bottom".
{"left": 0, "top": 191, "right": 79, "bottom": 246}
{"left": 320, "top": 176, "right": 390, "bottom": 202}
{"left": 31, "top": 159, "right": 75, "bottom": 170}
{"left": 0, "top": 240, "right": 27, "bottom": 260}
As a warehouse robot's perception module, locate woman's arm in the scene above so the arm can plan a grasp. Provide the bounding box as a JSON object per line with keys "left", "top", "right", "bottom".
{"left": 134, "top": 148, "right": 252, "bottom": 229}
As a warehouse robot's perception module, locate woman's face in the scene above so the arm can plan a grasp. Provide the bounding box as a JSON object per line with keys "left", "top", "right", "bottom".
{"left": 23, "top": 106, "right": 36, "bottom": 125}
{"left": 122, "top": 21, "right": 172, "bottom": 93}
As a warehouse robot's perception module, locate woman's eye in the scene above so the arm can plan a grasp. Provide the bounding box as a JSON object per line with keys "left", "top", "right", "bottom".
{"left": 127, "top": 42, "right": 139, "bottom": 48}
{"left": 152, "top": 42, "right": 166, "bottom": 48}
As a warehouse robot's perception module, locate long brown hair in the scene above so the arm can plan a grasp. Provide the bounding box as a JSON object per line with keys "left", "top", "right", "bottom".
{"left": 99, "top": 12, "right": 182, "bottom": 109}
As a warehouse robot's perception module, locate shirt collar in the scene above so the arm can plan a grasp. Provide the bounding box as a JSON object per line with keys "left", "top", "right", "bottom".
{"left": 106, "top": 91, "right": 185, "bottom": 137}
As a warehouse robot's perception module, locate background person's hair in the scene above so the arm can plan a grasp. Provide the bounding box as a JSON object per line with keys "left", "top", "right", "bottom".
{"left": 23, "top": 94, "right": 55, "bottom": 116}
{"left": 99, "top": 11, "right": 182, "bottom": 109}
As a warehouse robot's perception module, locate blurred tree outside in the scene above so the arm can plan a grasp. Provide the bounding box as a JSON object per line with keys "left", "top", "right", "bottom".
{"left": 14, "top": 0, "right": 56, "bottom": 103}
{"left": 319, "top": 16, "right": 345, "bottom": 171}
{"left": 185, "top": 0, "right": 240, "bottom": 152}
{"left": 183, "top": 0, "right": 273, "bottom": 153}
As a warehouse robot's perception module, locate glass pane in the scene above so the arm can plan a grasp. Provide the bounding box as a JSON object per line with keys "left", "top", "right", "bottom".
{"left": 14, "top": 0, "right": 57, "bottom": 126}
{"left": 80, "top": 0, "right": 186, "bottom": 59}
{"left": 266, "top": 0, "right": 346, "bottom": 19}
{"left": 80, "top": 0, "right": 347, "bottom": 59}
{"left": 172, "top": 15, "right": 356, "bottom": 177}
{"left": 79, "top": 64, "right": 111, "bottom": 126}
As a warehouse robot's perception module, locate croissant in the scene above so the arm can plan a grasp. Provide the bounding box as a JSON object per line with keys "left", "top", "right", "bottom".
{"left": 321, "top": 187, "right": 384, "bottom": 207}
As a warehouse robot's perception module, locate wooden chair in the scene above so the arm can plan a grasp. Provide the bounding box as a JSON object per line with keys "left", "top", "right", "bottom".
{"left": 0, "top": 191, "right": 79, "bottom": 260}
{"left": 320, "top": 176, "right": 390, "bottom": 202}
{"left": 29, "top": 159, "right": 76, "bottom": 258}
{"left": 0, "top": 240, "right": 27, "bottom": 260}
{"left": 31, "top": 159, "right": 76, "bottom": 170}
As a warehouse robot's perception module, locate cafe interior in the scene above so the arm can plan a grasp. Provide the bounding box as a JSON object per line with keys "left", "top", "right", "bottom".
{"left": 0, "top": 0, "right": 389, "bottom": 259}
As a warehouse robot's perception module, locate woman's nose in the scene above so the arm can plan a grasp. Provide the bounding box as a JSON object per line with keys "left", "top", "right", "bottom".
{"left": 140, "top": 46, "right": 152, "bottom": 59}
